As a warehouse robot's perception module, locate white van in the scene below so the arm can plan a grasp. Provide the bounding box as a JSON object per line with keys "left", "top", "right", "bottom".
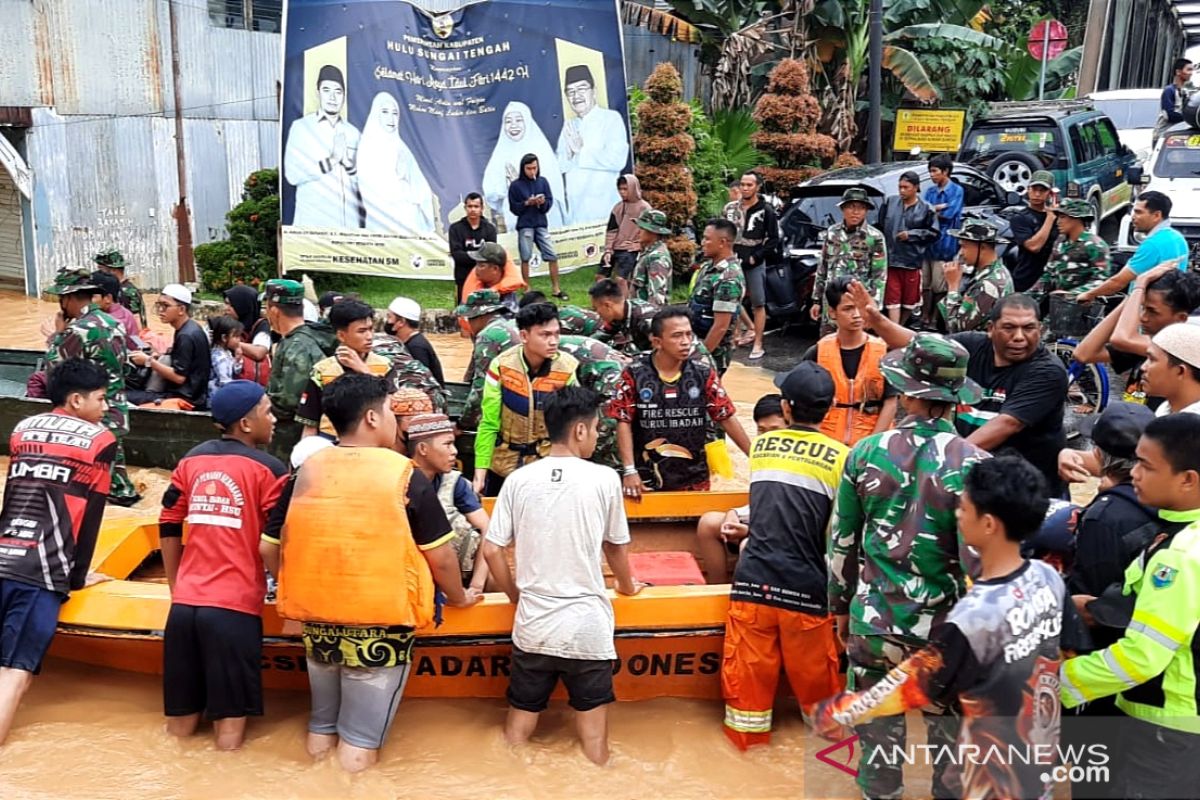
{"left": 1087, "top": 88, "right": 1162, "bottom": 164}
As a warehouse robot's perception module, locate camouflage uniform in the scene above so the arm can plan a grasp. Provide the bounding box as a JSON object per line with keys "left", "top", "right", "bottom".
{"left": 1043, "top": 229, "right": 1110, "bottom": 296}
{"left": 460, "top": 316, "right": 521, "bottom": 429}
{"left": 687, "top": 257, "right": 745, "bottom": 374}
{"left": 370, "top": 333, "right": 448, "bottom": 413}
{"left": 828, "top": 334, "right": 989, "bottom": 800}
{"left": 630, "top": 239, "right": 673, "bottom": 306}
{"left": 262, "top": 280, "right": 336, "bottom": 425}
{"left": 43, "top": 285, "right": 137, "bottom": 502}
{"left": 939, "top": 259, "right": 1015, "bottom": 333}
{"left": 606, "top": 298, "right": 660, "bottom": 356}
{"left": 813, "top": 222, "right": 888, "bottom": 313}
{"left": 557, "top": 304, "right": 608, "bottom": 340}
{"left": 558, "top": 335, "right": 627, "bottom": 469}
{"left": 93, "top": 249, "right": 146, "bottom": 329}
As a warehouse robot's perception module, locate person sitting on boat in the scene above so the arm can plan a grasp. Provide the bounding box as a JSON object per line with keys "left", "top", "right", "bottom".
{"left": 263, "top": 279, "right": 336, "bottom": 435}
{"left": 473, "top": 302, "right": 579, "bottom": 496}
{"left": 158, "top": 381, "right": 288, "bottom": 750}
{"left": 455, "top": 289, "right": 519, "bottom": 429}
{"left": 128, "top": 283, "right": 212, "bottom": 410}
{"left": 0, "top": 359, "right": 117, "bottom": 746}
{"left": 385, "top": 296, "right": 444, "bottom": 386}
{"left": 721, "top": 362, "right": 848, "bottom": 750}
{"left": 407, "top": 413, "right": 490, "bottom": 593}
{"left": 261, "top": 373, "right": 480, "bottom": 773}
{"left": 608, "top": 307, "right": 751, "bottom": 500}
{"left": 588, "top": 277, "right": 660, "bottom": 357}
{"left": 696, "top": 393, "right": 787, "bottom": 585}
{"left": 801, "top": 276, "right": 898, "bottom": 446}
{"left": 94, "top": 247, "right": 146, "bottom": 330}
{"left": 90, "top": 270, "right": 141, "bottom": 352}
{"left": 481, "top": 386, "right": 643, "bottom": 766}
{"left": 295, "top": 299, "right": 393, "bottom": 439}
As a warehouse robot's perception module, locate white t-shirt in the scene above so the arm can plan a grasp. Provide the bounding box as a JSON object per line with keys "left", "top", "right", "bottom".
{"left": 1155, "top": 398, "right": 1200, "bottom": 416}
{"left": 485, "top": 455, "right": 630, "bottom": 660}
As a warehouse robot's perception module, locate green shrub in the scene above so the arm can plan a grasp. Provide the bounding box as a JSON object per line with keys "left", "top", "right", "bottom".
{"left": 195, "top": 168, "right": 279, "bottom": 293}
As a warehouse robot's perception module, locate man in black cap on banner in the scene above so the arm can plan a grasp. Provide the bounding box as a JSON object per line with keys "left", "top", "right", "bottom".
{"left": 283, "top": 63, "right": 361, "bottom": 228}
{"left": 556, "top": 64, "right": 630, "bottom": 226}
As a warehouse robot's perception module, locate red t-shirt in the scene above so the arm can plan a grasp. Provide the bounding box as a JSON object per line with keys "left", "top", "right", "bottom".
{"left": 0, "top": 410, "right": 116, "bottom": 594}
{"left": 160, "top": 438, "right": 288, "bottom": 615}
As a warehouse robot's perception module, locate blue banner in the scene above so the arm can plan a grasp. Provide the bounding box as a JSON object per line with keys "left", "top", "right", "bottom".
{"left": 280, "top": 0, "right": 631, "bottom": 279}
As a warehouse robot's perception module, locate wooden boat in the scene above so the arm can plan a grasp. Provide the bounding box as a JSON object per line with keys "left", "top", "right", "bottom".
{"left": 51, "top": 491, "right": 746, "bottom": 700}
{"left": 0, "top": 348, "right": 471, "bottom": 469}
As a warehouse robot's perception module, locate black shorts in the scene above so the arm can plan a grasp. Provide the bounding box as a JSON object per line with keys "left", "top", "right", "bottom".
{"left": 506, "top": 646, "right": 615, "bottom": 713}
{"left": 163, "top": 603, "right": 263, "bottom": 720}
{"left": 0, "top": 579, "right": 63, "bottom": 674}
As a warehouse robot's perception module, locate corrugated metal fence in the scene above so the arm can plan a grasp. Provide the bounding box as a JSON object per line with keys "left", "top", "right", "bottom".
{"left": 622, "top": 23, "right": 709, "bottom": 103}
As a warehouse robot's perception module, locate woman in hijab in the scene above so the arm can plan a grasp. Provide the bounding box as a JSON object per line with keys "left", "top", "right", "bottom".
{"left": 223, "top": 285, "right": 272, "bottom": 383}
{"left": 356, "top": 91, "right": 438, "bottom": 235}
{"left": 482, "top": 101, "right": 565, "bottom": 232}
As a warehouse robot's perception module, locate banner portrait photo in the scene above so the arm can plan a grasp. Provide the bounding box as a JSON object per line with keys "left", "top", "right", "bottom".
{"left": 280, "top": 0, "right": 633, "bottom": 280}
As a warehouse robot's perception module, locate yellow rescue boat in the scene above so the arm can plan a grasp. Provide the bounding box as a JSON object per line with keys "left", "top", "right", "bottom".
{"left": 51, "top": 491, "right": 745, "bottom": 701}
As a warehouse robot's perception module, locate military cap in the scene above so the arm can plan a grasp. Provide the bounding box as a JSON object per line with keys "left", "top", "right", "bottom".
{"left": 454, "top": 288, "right": 505, "bottom": 319}
{"left": 1030, "top": 170, "right": 1055, "bottom": 189}
{"left": 44, "top": 268, "right": 100, "bottom": 296}
{"left": 634, "top": 208, "right": 672, "bottom": 236}
{"left": 468, "top": 242, "right": 508, "bottom": 267}
{"left": 880, "top": 333, "right": 983, "bottom": 404}
{"left": 948, "top": 220, "right": 1010, "bottom": 245}
{"left": 1056, "top": 198, "right": 1096, "bottom": 221}
{"left": 262, "top": 278, "right": 306, "bottom": 306}
{"left": 93, "top": 248, "right": 127, "bottom": 270}
{"left": 837, "top": 186, "right": 875, "bottom": 210}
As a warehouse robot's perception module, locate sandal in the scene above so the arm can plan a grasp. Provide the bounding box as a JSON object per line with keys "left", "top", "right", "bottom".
{"left": 749, "top": 348, "right": 765, "bottom": 360}
{"left": 552, "top": 291, "right": 570, "bottom": 301}
{"left": 734, "top": 332, "right": 755, "bottom": 347}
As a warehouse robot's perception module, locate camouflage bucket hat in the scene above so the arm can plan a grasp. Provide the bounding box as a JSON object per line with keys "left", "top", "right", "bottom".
{"left": 880, "top": 333, "right": 983, "bottom": 404}
{"left": 948, "top": 220, "right": 1010, "bottom": 245}
{"left": 634, "top": 208, "right": 672, "bottom": 235}
{"left": 44, "top": 268, "right": 100, "bottom": 297}
{"left": 454, "top": 288, "right": 504, "bottom": 319}
{"left": 1029, "top": 170, "right": 1055, "bottom": 189}
{"left": 1056, "top": 198, "right": 1096, "bottom": 221}
{"left": 837, "top": 186, "right": 876, "bottom": 210}
{"left": 262, "top": 278, "right": 305, "bottom": 306}
{"left": 468, "top": 242, "right": 508, "bottom": 267}
{"left": 93, "top": 248, "right": 127, "bottom": 270}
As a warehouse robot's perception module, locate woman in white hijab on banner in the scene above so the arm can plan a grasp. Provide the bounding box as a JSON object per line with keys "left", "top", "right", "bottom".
{"left": 356, "top": 91, "right": 438, "bottom": 235}
{"left": 482, "top": 101, "right": 565, "bottom": 232}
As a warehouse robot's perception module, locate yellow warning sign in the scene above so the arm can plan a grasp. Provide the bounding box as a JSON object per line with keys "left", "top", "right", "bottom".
{"left": 893, "top": 109, "right": 967, "bottom": 153}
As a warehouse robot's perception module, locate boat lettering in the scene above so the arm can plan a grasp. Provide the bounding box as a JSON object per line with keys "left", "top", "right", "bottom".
{"left": 258, "top": 650, "right": 721, "bottom": 678}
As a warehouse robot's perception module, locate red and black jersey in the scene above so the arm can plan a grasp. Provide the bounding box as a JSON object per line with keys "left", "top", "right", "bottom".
{"left": 160, "top": 439, "right": 288, "bottom": 616}
{"left": 0, "top": 410, "right": 117, "bottom": 594}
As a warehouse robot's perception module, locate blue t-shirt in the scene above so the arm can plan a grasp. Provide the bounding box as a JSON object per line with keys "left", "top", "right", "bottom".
{"left": 433, "top": 473, "right": 482, "bottom": 515}
{"left": 923, "top": 180, "right": 964, "bottom": 261}
{"left": 1127, "top": 222, "right": 1190, "bottom": 275}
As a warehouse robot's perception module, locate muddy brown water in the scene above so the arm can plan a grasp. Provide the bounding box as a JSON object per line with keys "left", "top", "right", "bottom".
{"left": 0, "top": 292, "right": 1091, "bottom": 798}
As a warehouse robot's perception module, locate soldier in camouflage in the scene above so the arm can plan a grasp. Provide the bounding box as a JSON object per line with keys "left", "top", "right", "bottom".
{"left": 939, "top": 221, "right": 1016, "bottom": 334}
{"left": 689, "top": 218, "right": 746, "bottom": 375}
{"left": 42, "top": 269, "right": 139, "bottom": 504}
{"left": 94, "top": 248, "right": 146, "bottom": 329}
{"left": 263, "top": 279, "right": 336, "bottom": 444}
{"left": 828, "top": 333, "right": 990, "bottom": 800}
{"left": 558, "top": 335, "right": 628, "bottom": 469}
{"left": 369, "top": 332, "right": 448, "bottom": 413}
{"left": 456, "top": 289, "right": 520, "bottom": 429}
{"left": 589, "top": 278, "right": 661, "bottom": 356}
{"left": 812, "top": 187, "right": 888, "bottom": 322}
{"left": 628, "top": 209, "right": 673, "bottom": 306}
{"left": 555, "top": 303, "right": 607, "bottom": 339}
{"left": 1041, "top": 198, "right": 1111, "bottom": 297}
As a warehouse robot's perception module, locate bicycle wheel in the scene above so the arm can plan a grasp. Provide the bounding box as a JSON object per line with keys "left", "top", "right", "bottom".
{"left": 1048, "top": 340, "right": 1110, "bottom": 437}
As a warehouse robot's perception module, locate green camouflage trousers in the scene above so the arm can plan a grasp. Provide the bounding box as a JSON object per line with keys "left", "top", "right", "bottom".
{"left": 105, "top": 423, "right": 138, "bottom": 502}
{"left": 847, "top": 633, "right": 961, "bottom": 800}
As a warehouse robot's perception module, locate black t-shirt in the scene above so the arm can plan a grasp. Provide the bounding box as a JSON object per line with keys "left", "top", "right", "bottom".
{"left": 951, "top": 332, "right": 1067, "bottom": 494}
{"left": 170, "top": 318, "right": 212, "bottom": 407}
{"left": 801, "top": 343, "right": 898, "bottom": 399}
{"left": 1106, "top": 344, "right": 1164, "bottom": 409}
{"left": 404, "top": 332, "right": 445, "bottom": 386}
{"left": 1008, "top": 207, "right": 1057, "bottom": 292}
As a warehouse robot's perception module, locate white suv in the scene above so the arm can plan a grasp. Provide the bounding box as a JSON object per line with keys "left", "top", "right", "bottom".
{"left": 1116, "top": 122, "right": 1200, "bottom": 266}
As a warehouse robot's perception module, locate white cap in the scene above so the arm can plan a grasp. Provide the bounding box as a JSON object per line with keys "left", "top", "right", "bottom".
{"left": 302, "top": 298, "right": 318, "bottom": 323}
{"left": 1153, "top": 322, "right": 1200, "bottom": 369}
{"left": 160, "top": 283, "right": 192, "bottom": 305}
{"left": 290, "top": 435, "right": 334, "bottom": 469}
{"left": 388, "top": 296, "right": 421, "bottom": 322}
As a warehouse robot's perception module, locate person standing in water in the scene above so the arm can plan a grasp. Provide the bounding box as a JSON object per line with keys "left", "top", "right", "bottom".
{"left": 482, "top": 386, "right": 642, "bottom": 765}
{"left": 0, "top": 360, "right": 116, "bottom": 746}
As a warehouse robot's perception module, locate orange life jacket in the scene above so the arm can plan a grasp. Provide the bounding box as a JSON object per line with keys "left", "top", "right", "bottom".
{"left": 457, "top": 257, "right": 527, "bottom": 336}
{"left": 276, "top": 446, "right": 436, "bottom": 628}
{"left": 817, "top": 333, "right": 887, "bottom": 446}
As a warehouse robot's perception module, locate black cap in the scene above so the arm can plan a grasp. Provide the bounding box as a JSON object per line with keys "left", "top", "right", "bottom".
{"left": 318, "top": 290, "right": 345, "bottom": 311}
{"left": 1079, "top": 401, "right": 1156, "bottom": 459}
{"left": 773, "top": 362, "right": 835, "bottom": 412}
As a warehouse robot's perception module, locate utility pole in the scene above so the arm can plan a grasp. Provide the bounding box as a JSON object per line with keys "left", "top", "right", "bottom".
{"left": 168, "top": 0, "right": 196, "bottom": 282}
{"left": 867, "top": 0, "right": 883, "bottom": 163}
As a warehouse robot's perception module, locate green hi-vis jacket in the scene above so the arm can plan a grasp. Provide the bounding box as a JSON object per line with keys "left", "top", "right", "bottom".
{"left": 1061, "top": 507, "right": 1200, "bottom": 734}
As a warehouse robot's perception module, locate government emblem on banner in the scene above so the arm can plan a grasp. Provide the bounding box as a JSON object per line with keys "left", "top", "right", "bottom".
{"left": 432, "top": 13, "right": 454, "bottom": 38}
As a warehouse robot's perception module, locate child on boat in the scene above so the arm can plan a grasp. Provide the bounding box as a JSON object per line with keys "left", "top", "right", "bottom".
{"left": 208, "top": 315, "right": 245, "bottom": 398}
{"left": 0, "top": 360, "right": 116, "bottom": 746}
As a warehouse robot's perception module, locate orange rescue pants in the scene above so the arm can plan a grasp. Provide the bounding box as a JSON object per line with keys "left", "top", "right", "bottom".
{"left": 721, "top": 600, "right": 843, "bottom": 750}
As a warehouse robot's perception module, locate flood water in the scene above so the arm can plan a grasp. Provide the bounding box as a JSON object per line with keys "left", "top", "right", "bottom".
{"left": 0, "top": 292, "right": 875, "bottom": 799}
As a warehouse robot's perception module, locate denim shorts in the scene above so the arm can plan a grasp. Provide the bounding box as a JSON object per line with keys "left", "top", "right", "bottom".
{"left": 518, "top": 227, "right": 558, "bottom": 263}
{"left": 0, "top": 579, "right": 63, "bottom": 674}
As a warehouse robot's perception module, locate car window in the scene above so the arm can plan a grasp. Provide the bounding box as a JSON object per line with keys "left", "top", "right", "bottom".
{"left": 959, "top": 124, "right": 1061, "bottom": 165}
{"left": 1154, "top": 133, "right": 1200, "bottom": 178}
{"left": 1079, "top": 122, "right": 1104, "bottom": 162}
{"left": 781, "top": 194, "right": 880, "bottom": 249}
{"left": 1090, "top": 99, "right": 1160, "bottom": 130}
{"left": 1069, "top": 124, "right": 1088, "bottom": 163}
{"left": 954, "top": 172, "right": 1001, "bottom": 207}
{"left": 1095, "top": 118, "right": 1120, "bottom": 155}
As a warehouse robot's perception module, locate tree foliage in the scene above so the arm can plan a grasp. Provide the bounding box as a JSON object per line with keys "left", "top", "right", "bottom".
{"left": 194, "top": 168, "right": 279, "bottom": 293}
